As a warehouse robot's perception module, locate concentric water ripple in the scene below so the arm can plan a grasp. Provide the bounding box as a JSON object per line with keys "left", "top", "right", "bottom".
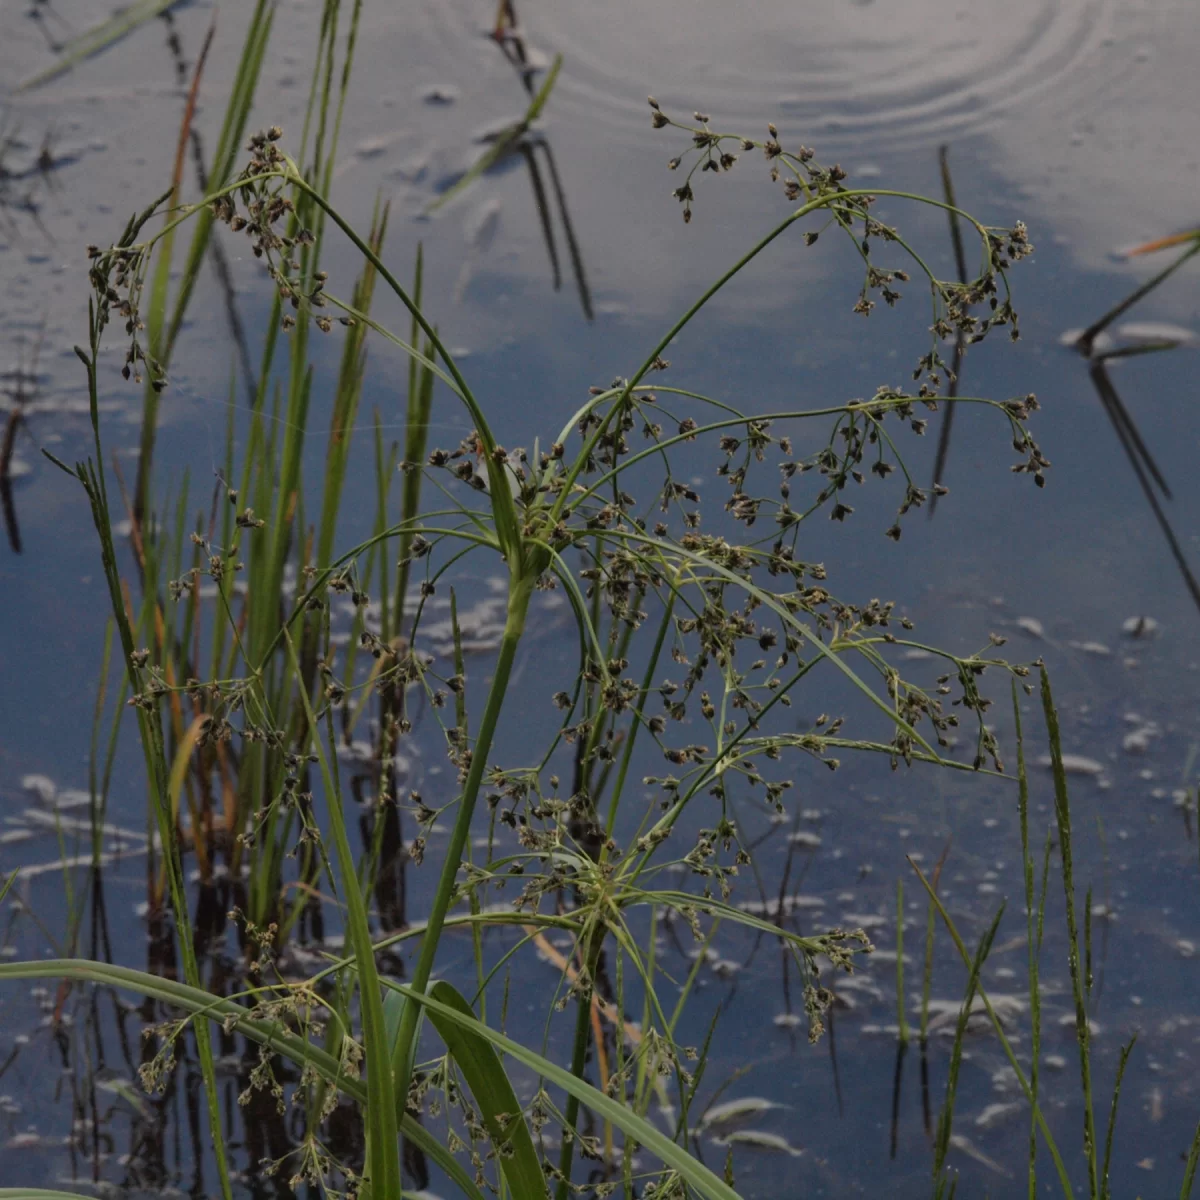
{"left": 417, "top": 0, "right": 1151, "bottom": 155}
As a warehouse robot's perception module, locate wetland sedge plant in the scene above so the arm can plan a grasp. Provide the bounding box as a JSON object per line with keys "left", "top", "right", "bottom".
{"left": 10, "top": 94, "right": 1112, "bottom": 1200}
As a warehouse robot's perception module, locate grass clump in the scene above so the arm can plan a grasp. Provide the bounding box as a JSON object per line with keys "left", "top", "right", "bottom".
{"left": 20, "top": 30, "right": 1166, "bottom": 1199}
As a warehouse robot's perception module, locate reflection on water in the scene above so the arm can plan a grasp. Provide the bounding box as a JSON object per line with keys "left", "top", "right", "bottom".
{"left": 1084, "top": 356, "right": 1200, "bottom": 613}
{"left": 1065, "top": 233, "right": 1200, "bottom": 614}
{"left": 927, "top": 144, "right": 971, "bottom": 513}
{"left": 4, "top": 0, "right": 1200, "bottom": 1196}
{"left": 0, "top": 324, "right": 44, "bottom": 553}
{"left": 521, "top": 0, "right": 1123, "bottom": 146}
{"left": 431, "top": 13, "right": 594, "bottom": 320}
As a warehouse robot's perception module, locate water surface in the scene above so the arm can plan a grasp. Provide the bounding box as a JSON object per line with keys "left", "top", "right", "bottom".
{"left": 3, "top": 1, "right": 1200, "bottom": 1195}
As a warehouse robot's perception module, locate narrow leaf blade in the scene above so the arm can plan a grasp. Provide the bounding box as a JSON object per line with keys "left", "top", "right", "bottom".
{"left": 428, "top": 981, "right": 546, "bottom": 1200}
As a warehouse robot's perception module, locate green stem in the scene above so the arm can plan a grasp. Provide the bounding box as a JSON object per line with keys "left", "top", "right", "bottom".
{"left": 549, "top": 188, "right": 988, "bottom": 524}
{"left": 73, "top": 333, "right": 234, "bottom": 1200}
{"left": 1013, "top": 681, "right": 1040, "bottom": 1199}
{"left": 1041, "top": 668, "right": 1099, "bottom": 1198}
{"left": 555, "top": 921, "right": 607, "bottom": 1200}
{"left": 389, "top": 560, "right": 543, "bottom": 1113}
{"left": 603, "top": 585, "right": 676, "bottom": 846}
{"left": 285, "top": 630, "right": 401, "bottom": 1199}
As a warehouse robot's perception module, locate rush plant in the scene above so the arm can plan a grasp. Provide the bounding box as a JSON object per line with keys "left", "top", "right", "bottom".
{"left": 25, "top": 87, "right": 1058, "bottom": 1199}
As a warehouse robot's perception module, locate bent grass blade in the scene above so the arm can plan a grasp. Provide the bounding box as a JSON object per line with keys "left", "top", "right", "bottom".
{"left": 427, "top": 981, "right": 546, "bottom": 1200}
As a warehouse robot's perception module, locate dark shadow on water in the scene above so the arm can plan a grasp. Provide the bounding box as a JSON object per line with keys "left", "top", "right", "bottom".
{"left": 1054, "top": 231, "right": 1200, "bottom": 616}
{"left": 924, "top": 152, "right": 1200, "bottom": 612}
{"left": 0, "top": 113, "right": 69, "bottom": 241}
{"left": 0, "top": 471, "right": 19, "bottom": 553}
{"left": 889, "top": 1039, "right": 907, "bottom": 1160}
{"left": 431, "top": 0, "right": 593, "bottom": 320}
{"left": 920, "top": 1038, "right": 932, "bottom": 1140}
{"left": 520, "top": 137, "right": 594, "bottom": 321}
{"left": 0, "top": 323, "right": 45, "bottom": 554}
{"left": 929, "top": 145, "right": 970, "bottom": 516}
{"left": 1085, "top": 356, "right": 1200, "bottom": 614}
{"left": 1075, "top": 239, "right": 1200, "bottom": 359}
{"left": 18, "top": 860, "right": 411, "bottom": 1195}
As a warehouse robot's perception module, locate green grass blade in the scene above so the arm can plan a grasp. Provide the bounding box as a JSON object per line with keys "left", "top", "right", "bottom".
{"left": 387, "top": 980, "right": 742, "bottom": 1200}
{"left": 1040, "top": 666, "right": 1100, "bottom": 1197}
{"left": 524, "top": 53, "right": 564, "bottom": 122}
{"left": 0, "top": 959, "right": 483, "bottom": 1200}
{"left": 283, "top": 629, "right": 401, "bottom": 1200}
{"left": 276, "top": 170, "right": 518, "bottom": 555}
{"left": 934, "top": 905, "right": 1003, "bottom": 1178}
{"left": 426, "top": 54, "right": 562, "bottom": 214}
{"left": 394, "top": 248, "right": 435, "bottom": 638}
{"left": 1085, "top": 885, "right": 1094, "bottom": 997}
{"left": 1013, "top": 681, "right": 1041, "bottom": 1199}
{"left": 554, "top": 922, "right": 605, "bottom": 1200}
{"left": 163, "top": 1, "right": 276, "bottom": 360}
{"left": 1182, "top": 1117, "right": 1200, "bottom": 1198}
{"left": 427, "top": 981, "right": 546, "bottom": 1200}
{"left": 389, "top": 571, "right": 541, "bottom": 1120}
{"left": 440, "top": 127, "right": 526, "bottom": 217}
{"left": 910, "top": 857, "right": 1075, "bottom": 1199}
{"left": 0, "top": 1191, "right": 106, "bottom": 1200}
{"left": 921, "top": 895, "right": 936, "bottom": 1043}
{"left": 72, "top": 332, "right": 233, "bottom": 1200}
{"left": 134, "top": 17, "right": 216, "bottom": 513}
{"left": 316, "top": 196, "right": 390, "bottom": 571}
{"left": 1100, "top": 1038, "right": 1135, "bottom": 1199}
{"left": 1076, "top": 241, "right": 1200, "bottom": 355}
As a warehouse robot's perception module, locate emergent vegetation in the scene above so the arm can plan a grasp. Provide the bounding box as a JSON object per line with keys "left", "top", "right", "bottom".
{"left": 9, "top": 6, "right": 1190, "bottom": 1200}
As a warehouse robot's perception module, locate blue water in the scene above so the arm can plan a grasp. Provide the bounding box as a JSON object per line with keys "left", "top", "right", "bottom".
{"left": 3, "top": 1, "right": 1200, "bottom": 1195}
